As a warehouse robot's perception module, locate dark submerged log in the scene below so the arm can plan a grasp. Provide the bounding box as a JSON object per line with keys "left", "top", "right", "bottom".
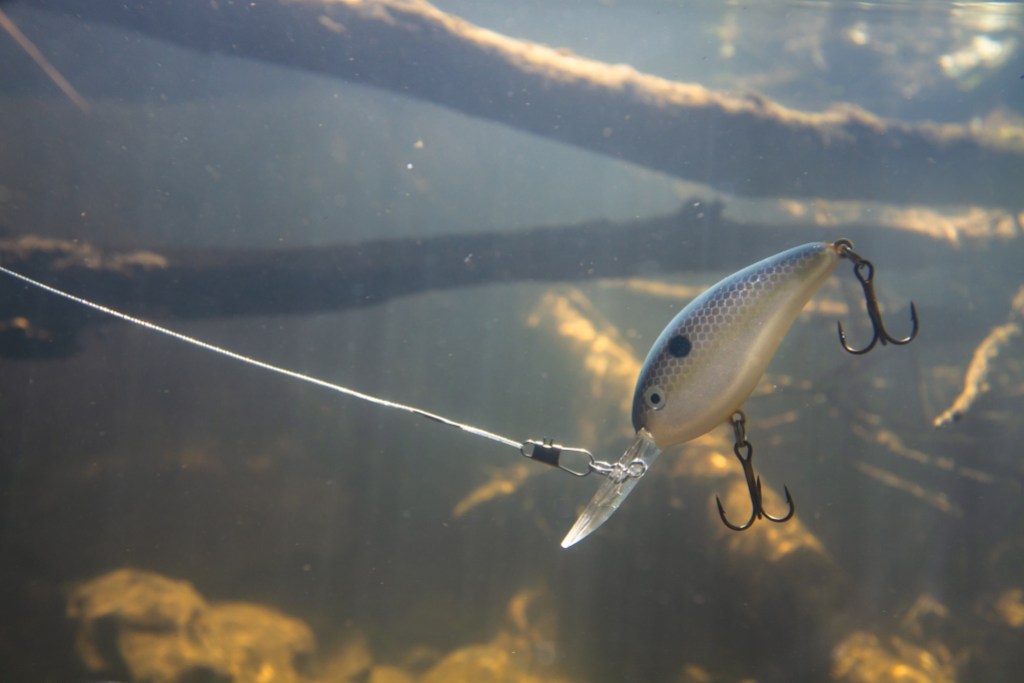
{"left": 20, "top": 0, "right": 1024, "bottom": 209}
{"left": 0, "top": 201, "right": 981, "bottom": 358}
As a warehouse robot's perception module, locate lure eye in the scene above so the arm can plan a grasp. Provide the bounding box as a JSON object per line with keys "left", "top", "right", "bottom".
{"left": 643, "top": 385, "right": 666, "bottom": 411}
{"left": 668, "top": 334, "right": 691, "bottom": 358}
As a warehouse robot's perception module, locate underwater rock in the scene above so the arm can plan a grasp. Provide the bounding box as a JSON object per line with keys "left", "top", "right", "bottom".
{"left": 831, "top": 631, "right": 957, "bottom": 683}
{"left": 68, "top": 568, "right": 315, "bottom": 683}
{"left": 199, "top": 602, "right": 315, "bottom": 682}
{"left": 995, "top": 588, "right": 1024, "bottom": 628}
{"left": 363, "top": 665, "right": 415, "bottom": 683}
{"left": 416, "top": 586, "right": 571, "bottom": 683}
{"left": 67, "top": 568, "right": 210, "bottom": 676}
{"left": 419, "top": 637, "right": 572, "bottom": 683}
{"left": 318, "top": 634, "right": 377, "bottom": 682}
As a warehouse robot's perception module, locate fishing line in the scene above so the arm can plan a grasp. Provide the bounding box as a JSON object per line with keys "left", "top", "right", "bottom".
{"left": 0, "top": 266, "right": 523, "bottom": 450}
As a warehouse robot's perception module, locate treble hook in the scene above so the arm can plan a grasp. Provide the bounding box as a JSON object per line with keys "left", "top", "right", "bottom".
{"left": 715, "top": 411, "right": 795, "bottom": 531}
{"left": 834, "top": 239, "right": 919, "bottom": 355}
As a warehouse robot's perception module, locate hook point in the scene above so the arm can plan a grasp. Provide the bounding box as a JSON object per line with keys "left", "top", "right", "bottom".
{"left": 760, "top": 484, "right": 795, "bottom": 524}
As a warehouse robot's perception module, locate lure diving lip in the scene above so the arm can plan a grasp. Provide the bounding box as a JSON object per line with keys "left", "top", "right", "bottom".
{"left": 561, "top": 242, "right": 842, "bottom": 547}
{"left": 560, "top": 429, "right": 660, "bottom": 547}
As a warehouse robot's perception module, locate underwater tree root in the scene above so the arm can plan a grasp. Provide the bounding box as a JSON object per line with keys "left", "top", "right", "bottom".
{"left": 22, "top": 0, "right": 1024, "bottom": 209}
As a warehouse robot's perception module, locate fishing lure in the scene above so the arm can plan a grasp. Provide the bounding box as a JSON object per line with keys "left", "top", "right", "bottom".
{"left": 0, "top": 239, "right": 916, "bottom": 547}
{"left": 560, "top": 239, "right": 917, "bottom": 546}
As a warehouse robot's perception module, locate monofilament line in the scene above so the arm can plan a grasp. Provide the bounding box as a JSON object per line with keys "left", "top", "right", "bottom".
{"left": 0, "top": 266, "right": 522, "bottom": 450}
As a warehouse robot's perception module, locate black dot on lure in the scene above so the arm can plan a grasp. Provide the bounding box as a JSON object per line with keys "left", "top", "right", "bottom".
{"left": 668, "top": 334, "right": 692, "bottom": 358}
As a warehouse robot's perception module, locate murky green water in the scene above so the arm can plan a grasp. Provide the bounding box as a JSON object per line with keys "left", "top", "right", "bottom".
{"left": 1, "top": 1, "right": 1022, "bottom": 681}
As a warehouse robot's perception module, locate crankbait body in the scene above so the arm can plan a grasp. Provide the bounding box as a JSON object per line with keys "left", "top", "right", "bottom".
{"left": 561, "top": 242, "right": 841, "bottom": 547}
{"left": 633, "top": 242, "right": 839, "bottom": 447}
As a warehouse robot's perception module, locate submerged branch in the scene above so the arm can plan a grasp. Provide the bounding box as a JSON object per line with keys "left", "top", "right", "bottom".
{"left": 23, "top": 0, "right": 1024, "bottom": 208}
{"left": 0, "top": 200, "right": 1004, "bottom": 358}
{"left": 933, "top": 285, "right": 1024, "bottom": 427}
{"left": 0, "top": 6, "right": 90, "bottom": 113}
